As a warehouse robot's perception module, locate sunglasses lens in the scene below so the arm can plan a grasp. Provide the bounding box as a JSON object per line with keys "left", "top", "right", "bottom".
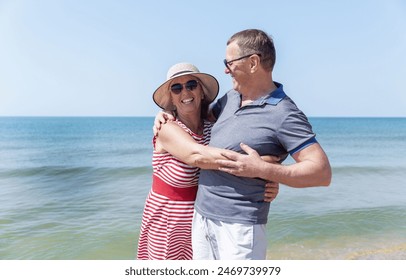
{"left": 185, "top": 80, "right": 198, "bottom": 91}
{"left": 170, "top": 80, "right": 198, "bottom": 94}
{"left": 170, "top": 84, "right": 183, "bottom": 94}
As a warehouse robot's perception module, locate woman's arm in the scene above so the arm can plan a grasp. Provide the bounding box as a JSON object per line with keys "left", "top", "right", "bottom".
{"left": 157, "top": 122, "right": 281, "bottom": 201}
{"left": 156, "top": 121, "right": 228, "bottom": 170}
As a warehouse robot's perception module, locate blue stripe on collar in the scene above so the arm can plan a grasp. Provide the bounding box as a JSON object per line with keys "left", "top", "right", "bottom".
{"left": 265, "top": 82, "right": 286, "bottom": 105}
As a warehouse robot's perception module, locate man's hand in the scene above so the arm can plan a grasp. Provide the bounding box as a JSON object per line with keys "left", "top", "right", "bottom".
{"left": 217, "top": 143, "right": 279, "bottom": 178}
{"left": 153, "top": 111, "right": 175, "bottom": 136}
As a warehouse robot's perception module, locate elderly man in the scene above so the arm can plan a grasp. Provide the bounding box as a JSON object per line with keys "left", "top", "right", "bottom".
{"left": 192, "top": 29, "right": 331, "bottom": 260}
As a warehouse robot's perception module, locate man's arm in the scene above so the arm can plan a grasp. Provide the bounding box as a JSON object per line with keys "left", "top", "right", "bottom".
{"left": 217, "top": 143, "right": 332, "bottom": 188}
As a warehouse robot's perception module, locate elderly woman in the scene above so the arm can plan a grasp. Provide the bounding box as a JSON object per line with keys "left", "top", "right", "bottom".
{"left": 137, "top": 63, "right": 278, "bottom": 260}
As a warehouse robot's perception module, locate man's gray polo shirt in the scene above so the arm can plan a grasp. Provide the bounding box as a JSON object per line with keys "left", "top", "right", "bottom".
{"left": 195, "top": 82, "right": 317, "bottom": 224}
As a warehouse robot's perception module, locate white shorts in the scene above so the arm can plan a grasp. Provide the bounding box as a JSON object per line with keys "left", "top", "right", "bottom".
{"left": 192, "top": 210, "right": 267, "bottom": 260}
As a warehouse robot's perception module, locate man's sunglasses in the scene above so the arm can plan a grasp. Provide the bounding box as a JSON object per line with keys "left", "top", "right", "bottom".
{"left": 170, "top": 80, "right": 199, "bottom": 94}
{"left": 223, "top": 53, "right": 261, "bottom": 71}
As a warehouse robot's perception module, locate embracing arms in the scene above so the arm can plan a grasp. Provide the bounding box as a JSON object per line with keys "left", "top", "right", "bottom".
{"left": 156, "top": 121, "right": 228, "bottom": 170}
{"left": 156, "top": 120, "right": 280, "bottom": 202}
{"left": 217, "top": 142, "right": 332, "bottom": 188}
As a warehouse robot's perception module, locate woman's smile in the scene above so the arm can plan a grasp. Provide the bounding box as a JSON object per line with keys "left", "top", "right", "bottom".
{"left": 181, "top": 97, "right": 195, "bottom": 104}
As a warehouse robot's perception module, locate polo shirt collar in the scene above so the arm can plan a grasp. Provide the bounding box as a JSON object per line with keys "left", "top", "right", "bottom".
{"left": 233, "top": 82, "right": 286, "bottom": 107}
{"left": 261, "top": 82, "right": 286, "bottom": 106}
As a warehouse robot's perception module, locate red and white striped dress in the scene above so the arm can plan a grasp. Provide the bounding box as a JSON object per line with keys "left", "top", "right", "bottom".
{"left": 137, "top": 119, "right": 213, "bottom": 260}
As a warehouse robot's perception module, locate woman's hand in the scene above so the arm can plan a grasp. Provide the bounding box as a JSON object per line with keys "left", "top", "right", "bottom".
{"left": 264, "top": 181, "right": 279, "bottom": 202}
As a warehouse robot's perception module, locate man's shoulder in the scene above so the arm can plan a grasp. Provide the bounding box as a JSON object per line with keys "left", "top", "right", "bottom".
{"left": 220, "top": 89, "right": 238, "bottom": 99}
{"left": 273, "top": 94, "right": 302, "bottom": 113}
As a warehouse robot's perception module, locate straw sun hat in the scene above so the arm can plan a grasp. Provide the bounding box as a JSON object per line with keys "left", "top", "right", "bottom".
{"left": 152, "top": 63, "right": 219, "bottom": 110}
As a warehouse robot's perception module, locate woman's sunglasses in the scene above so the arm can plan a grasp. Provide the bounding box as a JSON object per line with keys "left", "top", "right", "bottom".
{"left": 170, "top": 80, "right": 199, "bottom": 94}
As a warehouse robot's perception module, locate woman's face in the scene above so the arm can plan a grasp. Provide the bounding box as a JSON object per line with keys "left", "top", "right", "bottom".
{"left": 169, "top": 75, "right": 204, "bottom": 115}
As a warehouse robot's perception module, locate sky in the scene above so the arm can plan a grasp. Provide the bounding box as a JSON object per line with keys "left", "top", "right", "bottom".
{"left": 0, "top": 0, "right": 405, "bottom": 117}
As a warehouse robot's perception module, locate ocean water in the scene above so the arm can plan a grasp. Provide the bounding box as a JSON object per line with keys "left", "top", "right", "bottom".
{"left": 0, "top": 117, "right": 405, "bottom": 260}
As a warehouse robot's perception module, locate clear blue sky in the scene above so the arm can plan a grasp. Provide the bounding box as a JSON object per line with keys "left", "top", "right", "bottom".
{"left": 1, "top": 0, "right": 405, "bottom": 117}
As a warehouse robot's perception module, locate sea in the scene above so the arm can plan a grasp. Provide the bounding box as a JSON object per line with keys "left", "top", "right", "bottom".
{"left": 0, "top": 117, "right": 405, "bottom": 260}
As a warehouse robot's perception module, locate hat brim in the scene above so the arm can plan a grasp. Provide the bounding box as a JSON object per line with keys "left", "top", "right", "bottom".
{"left": 153, "top": 72, "right": 219, "bottom": 110}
